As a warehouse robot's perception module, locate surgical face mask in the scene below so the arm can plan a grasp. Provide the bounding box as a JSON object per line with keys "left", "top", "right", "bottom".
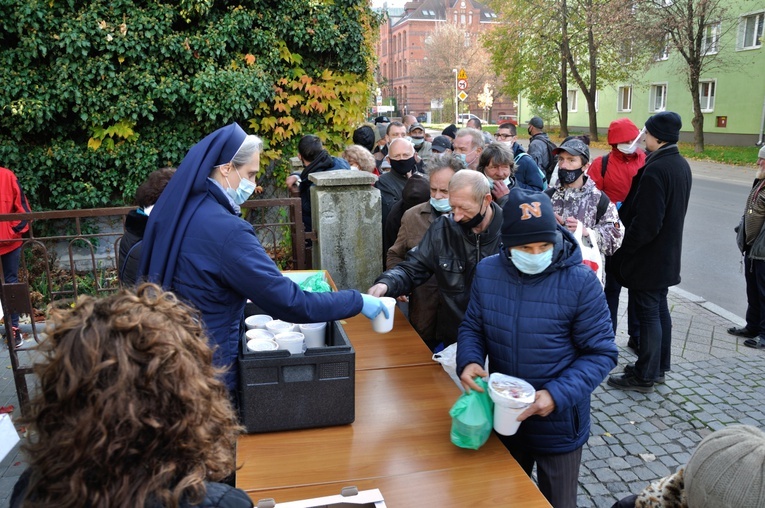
{"left": 430, "top": 197, "right": 452, "bottom": 213}
{"left": 411, "top": 136, "right": 425, "bottom": 147}
{"left": 557, "top": 168, "right": 584, "bottom": 185}
{"left": 617, "top": 143, "right": 637, "bottom": 155}
{"left": 389, "top": 156, "right": 417, "bottom": 176}
{"left": 225, "top": 167, "right": 256, "bottom": 205}
{"left": 457, "top": 202, "right": 486, "bottom": 232}
{"left": 509, "top": 248, "right": 553, "bottom": 275}
{"left": 350, "top": 165, "right": 360, "bottom": 171}
{"left": 454, "top": 153, "right": 467, "bottom": 164}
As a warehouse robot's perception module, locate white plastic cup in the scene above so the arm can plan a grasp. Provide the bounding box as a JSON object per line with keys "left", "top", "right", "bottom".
{"left": 299, "top": 322, "right": 327, "bottom": 348}
{"left": 245, "top": 314, "right": 272, "bottom": 330}
{"left": 245, "top": 329, "right": 275, "bottom": 342}
{"left": 371, "top": 297, "right": 397, "bottom": 334}
{"left": 265, "top": 320, "right": 294, "bottom": 335}
{"left": 488, "top": 373, "right": 536, "bottom": 436}
{"left": 246, "top": 337, "right": 279, "bottom": 352}
{"left": 274, "top": 332, "right": 305, "bottom": 354}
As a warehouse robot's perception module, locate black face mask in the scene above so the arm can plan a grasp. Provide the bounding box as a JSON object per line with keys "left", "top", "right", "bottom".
{"left": 558, "top": 168, "right": 584, "bottom": 185}
{"left": 458, "top": 202, "right": 486, "bottom": 232}
{"left": 390, "top": 156, "right": 416, "bottom": 176}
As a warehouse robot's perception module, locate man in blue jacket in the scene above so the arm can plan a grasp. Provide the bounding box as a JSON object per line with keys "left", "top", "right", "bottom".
{"left": 458, "top": 188, "right": 617, "bottom": 508}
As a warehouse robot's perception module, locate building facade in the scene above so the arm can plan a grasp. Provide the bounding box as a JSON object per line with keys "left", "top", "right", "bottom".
{"left": 520, "top": 0, "right": 765, "bottom": 146}
{"left": 376, "top": 0, "right": 517, "bottom": 124}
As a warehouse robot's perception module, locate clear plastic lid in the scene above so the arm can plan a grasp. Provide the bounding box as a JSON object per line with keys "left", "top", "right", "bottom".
{"left": 488, "top": 373, "right": 536, "bottom": 407}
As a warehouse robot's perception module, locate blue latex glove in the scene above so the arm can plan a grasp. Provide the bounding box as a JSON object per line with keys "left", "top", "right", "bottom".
{"left": 361, "top": 294, "right": 390, "bottom": 320}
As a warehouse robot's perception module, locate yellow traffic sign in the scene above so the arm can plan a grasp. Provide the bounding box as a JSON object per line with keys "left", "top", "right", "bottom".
{"left": 457, "top": 68, "right": 468, "bottom": 80}
{"left": 458, "top": 91, "right": 468, "bottom": 101}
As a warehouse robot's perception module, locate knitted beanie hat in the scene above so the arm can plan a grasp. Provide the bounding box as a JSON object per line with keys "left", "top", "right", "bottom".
{"left": 645, "top": 111, "right": 682, "bottom": 144}
{"left": 501, "top": 188, "right": 558, "bottom": 248}
{"left": 684, "top": 425, "right": 765, "bottom": 508}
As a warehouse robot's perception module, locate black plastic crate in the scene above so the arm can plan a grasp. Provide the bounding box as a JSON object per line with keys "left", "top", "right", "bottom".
{"left": 238, "top": 319, "right": 355, "bottom": 433}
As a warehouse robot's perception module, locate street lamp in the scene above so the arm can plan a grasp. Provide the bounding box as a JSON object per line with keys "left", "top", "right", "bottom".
{"left": 452, "top": 69, "right": 458, "bottom": 124}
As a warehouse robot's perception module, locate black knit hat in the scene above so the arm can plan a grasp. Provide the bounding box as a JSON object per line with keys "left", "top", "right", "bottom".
{"left": 441, "top": 124, "right": 458, "bottom": 140}
{"left": 501, "top": 188, "right": 558, "bottom": 248}
{"left": 645, "top": 111, "right": 682, "bottom": 144}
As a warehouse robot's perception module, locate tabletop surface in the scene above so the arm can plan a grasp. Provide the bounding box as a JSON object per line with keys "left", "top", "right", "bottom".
{"left": 237, "top": 305, "right": 551, "bottom": 507}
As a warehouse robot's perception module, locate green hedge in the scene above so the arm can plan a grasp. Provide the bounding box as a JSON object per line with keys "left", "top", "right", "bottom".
{"left": 0, "top": 0, "right": 379, "bottom": 209}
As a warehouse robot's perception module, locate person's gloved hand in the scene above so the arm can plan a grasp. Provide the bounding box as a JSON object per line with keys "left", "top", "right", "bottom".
{"left": 361, "top": 294, "right": 389, "bottom": 320}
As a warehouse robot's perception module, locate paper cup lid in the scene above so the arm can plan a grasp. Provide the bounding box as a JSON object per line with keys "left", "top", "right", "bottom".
{"left": 488, "top": 373, "right": 535, "bottom": 407}
{"left": 247, "top": 338, "right": 279, "bottom": 352}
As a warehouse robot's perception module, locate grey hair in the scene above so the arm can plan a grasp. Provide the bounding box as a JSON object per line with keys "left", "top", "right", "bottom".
{"left": 449, "top": 169, "right": 490, "bottom": 204}
{"left": 231, "top": 135, "right": 263, "bottom": 168}
{"left": 455, "top": 128, "right": 485, "bottom": 149}
{"left": 425, "top": 153, "right": 466, "bottom": 178}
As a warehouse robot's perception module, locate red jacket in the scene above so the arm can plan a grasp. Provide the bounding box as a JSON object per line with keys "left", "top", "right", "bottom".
{"left": 0, "top": 167, "right": 31, "bottom": 255}
{"left": 588, "top": 118, "right": 646, "bottom": 204}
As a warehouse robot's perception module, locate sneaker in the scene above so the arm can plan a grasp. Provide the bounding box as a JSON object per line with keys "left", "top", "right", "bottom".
{"left": 12, "top": 327, "right": 23, "bottom": 349}
{"left": 743, "top": 336, "right": 765, "bottom": 350}
{"left": 607, "top": 372, "right": 654, "bottom": 393}
{"left": 626, "top": 336, "right": 639, "bottom": 354}
{"left": 624, "top": 364, "right": 665, "bottom": 384}
{"left": 728, "top": 326, "right": 758, "bottom": 338}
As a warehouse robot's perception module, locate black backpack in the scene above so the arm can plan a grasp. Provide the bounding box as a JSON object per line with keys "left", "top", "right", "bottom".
{"left": 534, "top": 135, "right": 558, "bottom": 182}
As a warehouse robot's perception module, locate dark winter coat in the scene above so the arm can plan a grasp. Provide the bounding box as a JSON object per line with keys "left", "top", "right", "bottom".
{"left": 611, "top": 144, "right": 692, "bottom": 290}
{"left": 375, "top": 202, "right": 503, "bottom": 346}
{"left": 118, "top": 209, "right": 148, "bottom": 286}
{"left": 457, "top": 228, "right": 617, "bottom": 454}
{"left": 298, "top": 151, "right": 350, "bottom": 231}
{"left": 512, "top": 143, "right": 546, "bottom": 191}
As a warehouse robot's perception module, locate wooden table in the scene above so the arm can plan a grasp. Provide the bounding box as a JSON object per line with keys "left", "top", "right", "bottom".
{"left": 237, "top": 309, "right": 551, "bottom": 507}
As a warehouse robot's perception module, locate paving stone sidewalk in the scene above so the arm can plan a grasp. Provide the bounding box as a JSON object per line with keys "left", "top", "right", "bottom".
{"left": 1, "top": 287, "right": 763, "bottom": 508}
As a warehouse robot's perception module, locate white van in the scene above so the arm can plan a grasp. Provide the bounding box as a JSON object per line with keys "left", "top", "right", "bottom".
{"left": 458, "top": 113, "right": 480, "bottom": 125}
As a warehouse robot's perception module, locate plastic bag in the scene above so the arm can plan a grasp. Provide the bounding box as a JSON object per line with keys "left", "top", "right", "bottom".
{"left": 299, "top": 272, "right": 332, "bottom": 293}
{"left": 449, "top": 378, "right": 494, "bottom": 450}
{"left": 433, "top": 343, "right": 464, "bottom": 391}
{"left": 574, "top": 221, "right": 605, "bottom": 287}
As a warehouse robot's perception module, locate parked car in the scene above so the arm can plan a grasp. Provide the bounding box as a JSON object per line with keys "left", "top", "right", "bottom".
{"left": 458, "top": 113, "right": 480, "bottom": 125}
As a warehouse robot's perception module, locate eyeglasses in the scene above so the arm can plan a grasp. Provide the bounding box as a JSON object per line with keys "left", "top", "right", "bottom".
{"left": 494, "top": 133, "right": 515, "bottom": 140}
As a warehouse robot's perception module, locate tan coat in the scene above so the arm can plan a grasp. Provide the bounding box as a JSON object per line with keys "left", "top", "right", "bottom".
{"left": 387, "top": 201, "right": 442, "bottom": 349}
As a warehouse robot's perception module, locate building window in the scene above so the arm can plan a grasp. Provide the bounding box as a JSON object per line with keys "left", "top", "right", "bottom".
{"left": 650, "top": 83, "right": 667, "bottom": 112}
{"left": 585, "top": 91, "right": 599, "bottom": 113}
{"left": 618, "top": 86, "right": 632, "bottom": 112}
{"left": 702, "top": 22, "right": 721, "bottom": 55}
{"left": 655, "top": 36, "right": 669, "bottom": 61}
{"left": 739, "top": 12, "right": 764, "bottom": 50}
{"left": 567, "top": 90, "right": 578, "bottom": 112}
{"left": 699, "top": 80, "right": 716, "bottom": 112}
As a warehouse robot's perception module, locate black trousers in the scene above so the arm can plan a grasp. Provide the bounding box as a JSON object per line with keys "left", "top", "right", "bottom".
{"left": 744, "top": 252, "right": 765, "bottom": 336}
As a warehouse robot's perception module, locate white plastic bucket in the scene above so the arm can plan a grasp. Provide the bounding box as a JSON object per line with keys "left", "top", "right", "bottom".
{"left": 299, "top": 322, "right": 327, "bottom": 348}
{"left": 274, "top": 332, "right": 305, "bottom": 354}
{"left": 488, "top": 373, "right": 535, "bottom": 436}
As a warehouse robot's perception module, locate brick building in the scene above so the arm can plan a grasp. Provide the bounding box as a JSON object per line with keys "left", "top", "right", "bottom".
{"left": 376, "top": 0, "right": 517, "bottom": 124}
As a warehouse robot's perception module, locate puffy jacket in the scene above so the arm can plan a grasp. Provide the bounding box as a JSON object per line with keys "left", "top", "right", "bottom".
{"left": 375, "top": 202, "right": 503, "bottom": 346}
{"left": 11, "top": 470, "right": 253, "bottom": 508}
{"left": 457, "top": 228, "right": 617, "bottom": 454}
{"left": 0, "top": 166, "right": 31, "bottom": 255}
{"left": 171, "top": 181, "right": 362, "bottom": 391}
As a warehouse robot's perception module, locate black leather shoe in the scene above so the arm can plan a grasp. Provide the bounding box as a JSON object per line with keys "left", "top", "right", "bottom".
{"left": 624, "top": 364, "right": 665, "bottom": 384}
{"left": 607, "top": 372, "right": 654, "bottom": 393}
{"left": 744, "top": 337, "right": 765, "bottom": 349}
{"left": 728, "top": 326, "right": 758, "bottom": 338}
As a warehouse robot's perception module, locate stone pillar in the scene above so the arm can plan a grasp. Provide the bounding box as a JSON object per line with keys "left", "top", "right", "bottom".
{"left": 309, "top": 170, "right": 381, "bottom": 291}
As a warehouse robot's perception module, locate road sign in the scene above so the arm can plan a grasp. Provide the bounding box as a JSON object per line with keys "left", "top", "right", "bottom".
{"left": 458, "top": 91, "right": 468, "bottom": 101}
{"left": 457, "top": 79, "right": 468, "bottom": 91}
{"left": 457, "top": 68, "right": 468, "bottom": 80}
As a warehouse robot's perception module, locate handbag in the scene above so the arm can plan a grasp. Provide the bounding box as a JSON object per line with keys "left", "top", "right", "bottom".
{"left": 574, "top": 221, "right": 605, "bottom": 287}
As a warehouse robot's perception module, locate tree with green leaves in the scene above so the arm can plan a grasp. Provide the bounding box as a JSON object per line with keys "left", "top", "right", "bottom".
{"left": 488, "top": 0, "right": 651, "bottom": 141}
{"left": 0, "top": 0, "right": 379, "bottom": 210}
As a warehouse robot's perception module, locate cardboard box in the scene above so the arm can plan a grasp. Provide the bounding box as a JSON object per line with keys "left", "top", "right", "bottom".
{"left": 238, "top": 316, "right": 355, "bottom": 433}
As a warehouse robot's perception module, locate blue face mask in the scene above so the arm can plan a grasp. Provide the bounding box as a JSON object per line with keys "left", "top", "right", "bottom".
{"left": 509, "top": 248, "right": 553, "bottom": 275}
{"left": 454, "top": 153, "right": 467, "bottom": 164}
{"left": 225, "top": 167, "right": 257, "bottom": 205}
{"left": 430, "top": 197, "right": 451, "bottom": 213}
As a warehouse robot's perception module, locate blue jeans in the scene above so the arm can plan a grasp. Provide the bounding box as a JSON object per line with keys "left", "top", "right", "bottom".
{"left": 743, "top": 252, "right": 765, "bottom": 335}
{"left": 1, "top": 245, "right": 21, "bottom": 328}
{"left": 630, "top": 287, "right": 671, "bottom": 382}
